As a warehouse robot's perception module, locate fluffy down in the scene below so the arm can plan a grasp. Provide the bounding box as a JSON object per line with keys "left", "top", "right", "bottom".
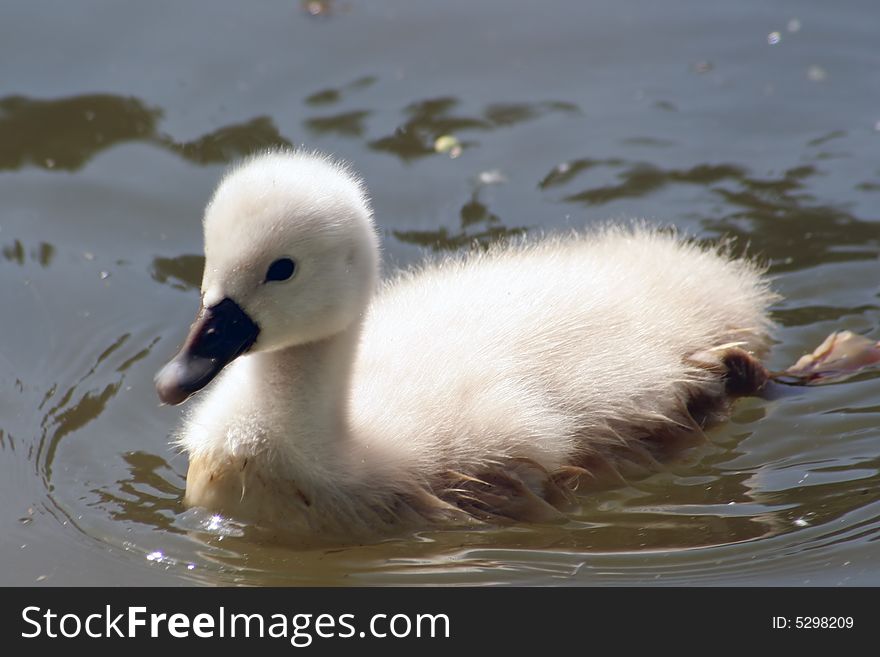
{"left": 159, "top": 151, "right": 777, "bottom": 543}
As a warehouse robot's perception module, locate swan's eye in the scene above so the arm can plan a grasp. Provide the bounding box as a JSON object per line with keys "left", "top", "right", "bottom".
{"left": 265, "top": 258, "right": 296, "bottom": 282}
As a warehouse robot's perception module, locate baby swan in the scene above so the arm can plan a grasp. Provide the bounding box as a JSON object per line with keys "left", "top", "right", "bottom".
{"left": 156, "top": 150, "right": 776, "bottom": 541}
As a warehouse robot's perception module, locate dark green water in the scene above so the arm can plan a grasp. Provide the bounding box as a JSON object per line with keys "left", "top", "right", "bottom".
{"left": 1, "top": 0, "right": 878, "bottom": 585}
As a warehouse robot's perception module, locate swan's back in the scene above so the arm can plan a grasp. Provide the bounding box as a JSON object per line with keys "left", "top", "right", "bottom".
{"left": 350, "top": 227, "right": 775, "bottom": 481}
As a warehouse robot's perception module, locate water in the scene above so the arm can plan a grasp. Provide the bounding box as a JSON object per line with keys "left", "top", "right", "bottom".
{"left": 1, "top": 0, "right": 878, "bottom": 585}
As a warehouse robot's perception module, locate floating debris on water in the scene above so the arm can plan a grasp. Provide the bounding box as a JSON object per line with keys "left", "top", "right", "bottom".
{"left": 434, "top": 134, "right": 462, "bottom": 158}
{"left": 787, "top": 18, "right": 802, "bottom": 33}
{"left": 767, "top": 31, "right": 782, "bottom": 45}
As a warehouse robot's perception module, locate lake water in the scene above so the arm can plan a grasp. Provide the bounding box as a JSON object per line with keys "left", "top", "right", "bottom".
{"left": 1, "top": 0, "right": 878, "bottom": 585}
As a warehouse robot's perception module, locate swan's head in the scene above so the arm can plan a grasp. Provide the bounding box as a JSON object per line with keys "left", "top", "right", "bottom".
{"left": 155, "top": 150, "right": 379, "bottom": 405}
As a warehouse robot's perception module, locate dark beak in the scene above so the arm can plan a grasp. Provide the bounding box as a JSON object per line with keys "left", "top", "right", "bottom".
{"left": 155, "top": 297, "right": 260, "bottom": 405}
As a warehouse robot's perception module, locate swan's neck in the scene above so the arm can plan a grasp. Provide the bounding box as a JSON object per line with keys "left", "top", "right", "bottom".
{"left": 183, "top": 320, "right": 374, "bottom": 529}
{"left": 248, "top": 322, "right": 360, "bottom": 465}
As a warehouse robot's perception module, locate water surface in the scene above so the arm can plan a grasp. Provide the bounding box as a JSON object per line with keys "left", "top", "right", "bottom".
{"left": 1, "top": 0, "right": 878, "bottom": 585}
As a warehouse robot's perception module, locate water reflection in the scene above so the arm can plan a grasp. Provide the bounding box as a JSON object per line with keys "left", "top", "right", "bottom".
{"left": 539, "top": 158, "right": 625, "bottom": 189}
{"left": 1, "top": 91, "right": 582, "bottom": 173}
{"left": 368, "top": 97, "right": 578, "bottom": 161}
{"left": 0, "top": 429, "right": 16, "bottom": 452}
{"left": 2, "top": 240, "right": 25, "bottom": 265}
{"left": 304, "top": 76, "right": 377, "bottom": 106}
{"left": 92, "top": 451, "right": 185, "bottom": 532}
{"left": 393, "top": 190, "right": 526, "bottom": 251}
{"left": 807, "top": 130, "right": 848, "bottom": 147}
{"left": 1, "top": 240, "right": 54, "bottom": 266}
{"left": 171, "top": 116, "right": 291, "bottom": 165}
{"left": 37, "top": 333, "right": 130, "bottom": 480}
{"left": 0, "top": 94, "right": 160, "bottom": 170}
{"left": 773, "top": 304, "right": 880, "bottom": 328}
{"left": 305, "top": 110, "right": 371, "bottom": 137}
{"left": 0, "top": 94, "right": 290, "bottom": 171}
{"left": 35, "top": 331, "right": 160, "bottom": 488}
{"left": 170, "top": 454, "right": 880, "bottom": 584}
{"left": 560, "top": 161, "right": 751, "bottom": 204}
{"left": 151, "top": 254, "right": 204, "bottom": 291}
{"left": 541, "top": 156, "right": 880, "bottom": 272}
{"left": 758, "top": 456, "right": 880, "bottom": 540}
